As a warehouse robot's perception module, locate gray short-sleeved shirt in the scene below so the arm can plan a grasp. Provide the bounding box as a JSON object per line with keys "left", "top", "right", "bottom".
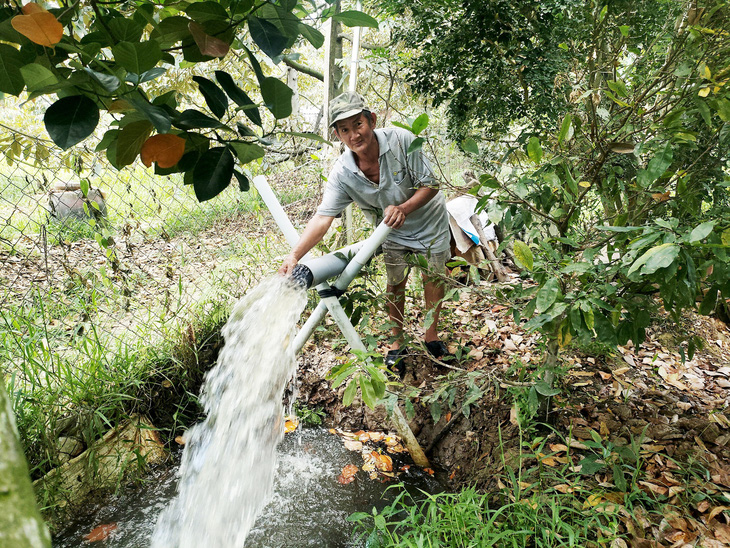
{"left": 316, "top": 127, "right": 450, "bottom": 253}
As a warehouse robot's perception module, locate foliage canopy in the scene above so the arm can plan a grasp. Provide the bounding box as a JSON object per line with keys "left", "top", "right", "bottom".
{"left": 0, "top": 0, "right": 377, "bottom": 201}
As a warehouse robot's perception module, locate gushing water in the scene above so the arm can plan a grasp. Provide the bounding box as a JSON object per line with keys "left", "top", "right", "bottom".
{"left": 151, "top": 277, "right": 307, "bottom": 548}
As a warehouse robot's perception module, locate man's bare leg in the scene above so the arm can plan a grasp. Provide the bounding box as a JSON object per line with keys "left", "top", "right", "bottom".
{"left": 386, "top": 277, "right": 408, "bottom": 350}
{"left": 423, "top": 273, "right": 445, "bottom": 343}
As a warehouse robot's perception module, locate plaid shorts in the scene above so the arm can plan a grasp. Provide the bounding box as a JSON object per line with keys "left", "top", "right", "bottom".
{"left": 382, "top": 244, "right": 450, "bottom": 286}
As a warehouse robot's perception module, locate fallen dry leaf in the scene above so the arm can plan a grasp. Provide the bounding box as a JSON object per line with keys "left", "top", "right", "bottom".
{"left": 174, "top": 435, "right": 185, "bottom": 446}
{"left": 84, "top": 523, "right": 117, "bottom": 542}
{"left": 344, "top": 439, "right": 363, "bottom": 451}
{"left": 337, "top": 464, "right": 358, "bottom": 484}
{"left": 284, "top": 416, "right": 299, "bottom": 433}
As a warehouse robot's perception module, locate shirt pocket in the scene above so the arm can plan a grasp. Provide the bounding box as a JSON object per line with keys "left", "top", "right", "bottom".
{"left": 392, "top": 167, "right": 411, "bottom": 187}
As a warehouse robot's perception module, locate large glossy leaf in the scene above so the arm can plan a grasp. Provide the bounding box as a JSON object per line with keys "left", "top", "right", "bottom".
{"left": 536, "top": 278, "right": 560, "bottom": 313}
{"left": 186, "top": 1, "right": 228, "bottom": 23}
{"left": 248, "top": 16, "right": 288, "bottom": 59}
{"left": 115, "top": 120, "right": 153, "bottom": 167}
{"left": 125, "top": 67, "right": 167, "bottom": 85}
{"left": 84, "top": 67, "right": 120, "bottom": 92}
{"left": 193, "top": 147, "right": 234, "bottom": 202}
{"left": 527, "top": 136, "right": 542, "bottom": 164}
{"left": 627, "top": 243, "right": 680, "bottom": 276}
{"left": 638, "top": 144, "right": 673, "bottom": 187}
{"left": 11, "top": 10, "right": 63, "bottom": 47}
{"left": 260, "top": 77, "right": 292, "bottom": 119}
{"left": 229, "top": 141, "right": 265, "bottom": 164}
{"left": 149, "top": 16, "right": 192, "bottom": 48}
{"left": 233, "top": 170, "right": 249, "bottom": 192}
{"left": 333, "top": 10, "right": 379, "bottom": 29}
{"left": 112, "top": 40, "right": 162, "bottom": 75}
{"left": 688, "top": 221, "right": 715, "bottom": 243}
{"left": 108, "top": 17, "right": 143, "bottom": 42}
{"left": 19, "top": 63, "right": 56, "bottom": 92}
{"left": 297, "top": 23, "right": 324, "bottom": 48}
{"left": 412, "top": 113, "right": 429, "bottom": 135}
{"left": 215, "top": 70, "right": 262, "bottom": 126}
{"left": 127, "top": 94, "right": 171, "bottom": 133}
{"left": 192, "top": 75, "right": 228, "bottom": 118}
{"left": 44, "top": 95, "right": 100, "bottom": 149}
{"left": 175, "top": 109, "right": 226, "bottom": 130}
{"left": 0, "top": 44, "right": 25, "bottom": 95}
{"left": 513, "top": 240, "right": 533, "bottom": 271}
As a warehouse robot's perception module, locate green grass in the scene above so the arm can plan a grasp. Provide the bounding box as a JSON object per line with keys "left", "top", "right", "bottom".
{"left": 350, "top": 484, "right": 626, "bottom": 547}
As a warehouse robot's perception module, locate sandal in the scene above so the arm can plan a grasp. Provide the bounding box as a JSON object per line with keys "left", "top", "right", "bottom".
{"left": 385, "top": 347, "right": 408, "bottom": 378}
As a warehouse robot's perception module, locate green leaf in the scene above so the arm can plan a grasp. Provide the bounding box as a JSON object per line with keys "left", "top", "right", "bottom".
{"left": 645, "top": 144, "right": 673, "bottom": 184}
{"left": 430, "top": 401, "right": 442, "bottom": 423}
{"left": 513, "top": 240, "right": 533, "bottom": 271}
{"left": 108, "top": 17, "right": 143, "bottom": 42}
{"left": 535, "top": 380, "right": 560, "bottom": 397}
{"left": 215, "top": 70, "right": 262, "bottom": 126}
{"left": 115, "top": 120, "right": 153, "bottom": 167}
{"left": 557, "top": 114, "right": 572, "bottom": 146}
{"left": 44, "top": 95, "right": 100, "bottom": 149}
{"left": 186, "top": 1, "right": 229, "bottom": 22}
{"left": 112, "top": 40, "right": 163, "bottom": 75}
{"left": 150, "top": 16, "right": 192, "bottom": 48}
{"left": 193, "top": 75, "right": 228, "bottom": 118}
{"left": 688, "top": 221, "right": 715, "bottom": 243}
{"left": 20, "top": 64, "right": 57, "bottom": 92}
{"left": 407, "top": 137, "right": 424, "bottom": 155}
{"left": 461, "top": 137, "right": 478, "bottom": 154}
{"left": 359, "top": 376, "right": 377, "bottom": 409}
{"left": 260, "top": 77, "right": 293, "bottom": 119}
{"left": 297, "top": 23, "right": 324, "bottom": 48}
{"left": 342, "top": 379, "right": 357, "bottom": 406}
{"left": 175, "top": 109, "right": 226, "bottom": 130}
{"left": 607, "top": 79, "right": 628, "bottom": 98}
{"left": 619, "top": 25, "right": 630, "bottom": 37}
{"left": 333, "top": 10, "right": 379, "bottom": 29}
{"left": 95, "top": 129, "right": 119, "bottom": 152}
{"left": 0, "top": 43, "right": 25, "bottom": 96}
{"left": 229, "top": 141, "right": 265, "bottom": 164}
{"left": 249, "top": 16, "right": 289, "bottom": 59}
{"left": 412, "top": 113, "right": 429, "bottom": 135}
{"left": 233, "top": 170, "right": 249, "bottom": 192}
{"left": 700, "top": 287, "right": 718, "bottom": 315}
{"left": 628, "top": 243, "right": 680, "bottom": 276}
{"left": 527, "top": 136, "right": 543, "bottom": 164}
{"left": 536, "top": 278, "right": 560, "bottom": 314}
{"left": 127, "top": 94, "right": 172, "bottom": 134}
{"left": 478, "top": 173, "right": 500, "bottom": 189}
{"left": 84, "top": 67, "right": 120, "bottom": 93}
{"left": 193, "top": 147, "right": 234, "bottom": 202}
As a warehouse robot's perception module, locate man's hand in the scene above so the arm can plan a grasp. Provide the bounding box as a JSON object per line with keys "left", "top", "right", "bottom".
{"left": 383, "top": 205, "right": 407, "bottom": 229}
{"left": 278, "top": 254, "right": 298, "bottom": 276}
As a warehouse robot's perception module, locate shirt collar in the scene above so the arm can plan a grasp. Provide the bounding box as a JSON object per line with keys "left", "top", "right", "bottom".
{"left": 341, "top": 129, "right": 389, "bottom": 173}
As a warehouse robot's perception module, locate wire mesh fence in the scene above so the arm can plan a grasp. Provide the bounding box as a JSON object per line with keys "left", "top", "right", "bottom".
{"left": 0, "top": 122, "right": 327, "bottom": 391}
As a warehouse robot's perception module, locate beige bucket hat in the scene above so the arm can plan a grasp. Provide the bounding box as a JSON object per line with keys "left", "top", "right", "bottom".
{"left": 329, "top": 92, "right": 371, "bottom": 127}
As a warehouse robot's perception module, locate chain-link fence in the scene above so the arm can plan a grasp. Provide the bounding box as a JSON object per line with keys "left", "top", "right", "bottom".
{"left": 0, "top": 116, "right": 329, "bottom": 478}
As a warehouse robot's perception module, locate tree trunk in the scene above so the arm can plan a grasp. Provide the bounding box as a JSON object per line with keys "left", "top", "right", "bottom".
{"left": 0, "top": 382, "right": 51, "bottom": 548}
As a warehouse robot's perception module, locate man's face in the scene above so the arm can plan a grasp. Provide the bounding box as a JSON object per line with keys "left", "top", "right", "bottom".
{"left": 334, "top": 112, "right": 377, "bottom": 156}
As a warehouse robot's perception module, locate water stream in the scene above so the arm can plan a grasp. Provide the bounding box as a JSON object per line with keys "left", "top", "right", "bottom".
{"left": 151, "top": 276, "right": 308, "bottom": 547}
{"left": 52, "top": 276, "right": 442, "bottom": 547}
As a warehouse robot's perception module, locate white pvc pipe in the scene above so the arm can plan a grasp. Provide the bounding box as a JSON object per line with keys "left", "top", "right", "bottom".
{"left": 252, "top": 175, "right": 302, "bottom": 248}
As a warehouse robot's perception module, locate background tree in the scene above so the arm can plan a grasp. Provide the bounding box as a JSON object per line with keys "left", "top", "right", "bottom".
{"left": 0, "top": 0, "right": 377, "bottom": 201}
{"left": 374, "top": 0, "right": 730, "bottom": 400}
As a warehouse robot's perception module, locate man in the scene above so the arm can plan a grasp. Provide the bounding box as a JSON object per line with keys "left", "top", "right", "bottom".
{"left": 278, "top": 92, "right": 451, "bottom": 373}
